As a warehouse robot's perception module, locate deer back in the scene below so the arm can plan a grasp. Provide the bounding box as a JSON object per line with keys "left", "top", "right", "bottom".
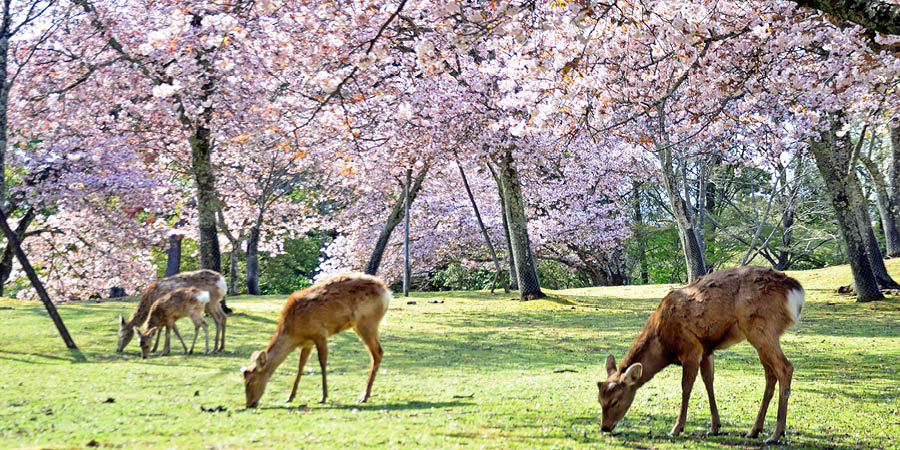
{"left": 277, "top": 273, "right": 390, "bottom": 339}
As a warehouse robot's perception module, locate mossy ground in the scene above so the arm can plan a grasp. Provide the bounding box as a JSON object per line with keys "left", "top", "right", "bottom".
{"left": 1, "top": 262, "right": 899, "bottom": 449}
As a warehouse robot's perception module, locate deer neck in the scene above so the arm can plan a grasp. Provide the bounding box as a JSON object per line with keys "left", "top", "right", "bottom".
{"left": 620, "top": 330, "right": 669, "bottom": 387}
{"left": 259, "top": 333, "right": 298, "bottom": 379}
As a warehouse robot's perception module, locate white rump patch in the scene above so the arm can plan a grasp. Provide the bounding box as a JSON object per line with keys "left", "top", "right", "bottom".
{"left": 786, "top": 287, "right": 805, "bottom": 326}
{"left": 380, "top": 289, "right": 393, "bottom": 325}
{"left": 216, "top": 276, "right": 226, "bottom": 296}
{"left": 195, "top": 290, "right": 211, "bottom": 305}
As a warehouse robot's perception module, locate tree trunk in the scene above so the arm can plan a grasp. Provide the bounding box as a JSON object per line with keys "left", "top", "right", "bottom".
{"left": 0, "top": 207, "right": 34, "bottom": 296}
{"left": 0, "top": 15, "right": 9, "bottom": 208}
{"left": 189, "top": 126, "right": 221, "bottom": 273}
{"left": 0, "top": 208, "right": 77, "bottom": 348}
{"left": 246, "top": 225, "right": 260, "bottom": 295}
{"left": 631, "top": 183, "right": 649, "bottom": 284}
{"left": 229, "top": 238, "right": 242, "bottom": 296}
{"left": 402, "top": 169, "right": 411, "bottom": 297}
{"left": 364, "top": 166, "right": 428, "bottom": 276}
{"left": 847, "top": 172, "right": 900, "bottom": 289}
{"left": 810, "top": 130, "right": 884, "bottom": 301}
{"left": 458, "top": 163, "right": 509, "bottom": 293}
{"left": 655, "top": 105, "right": 706, "bottom": 282}
{"left": 859, "top": 151, "right": 900, "bottom": 256}
{"left": 164, "top": 234, "right": 183, "bottom": 277}
{"left": 495, "top": 151, "right": 544, "bottom": 300}
{"left": 489, "top": 164, "right": 519, "bottom": 290}
{"left": 888, "top": 124, "right": 900, "bottom": 257}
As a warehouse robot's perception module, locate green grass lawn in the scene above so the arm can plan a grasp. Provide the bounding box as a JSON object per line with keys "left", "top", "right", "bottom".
{"left": 1, "top": 262, "right": 899, "bottom": 449}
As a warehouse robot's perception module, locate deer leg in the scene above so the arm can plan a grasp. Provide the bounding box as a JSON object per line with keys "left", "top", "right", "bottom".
{"left": 189, "top": 316, "right": 206, "bottom": 354}
{"left": 171, "top": 322, "right": 188, "bottom": 354}
{"left": 151, "top": 326, "right": 163, "bottom": 352}
{"left": 210, "top": 302, "right": 226, "bottom": 353}
{"left": 354, "top": 320, "right": 384, "bottom": 404}
{"left": 217, "top": 301, "right": 227, "bottom": 352}
{"left": 700, "top": 353, "right": 722, "bottom": 435}
{"left": 765, "top": 345, "right": 793, "bottom": 444}
{"left": 287, "top": 347, "right": 313, "bottom": 403}
{"left": 314, "top": 336, "right": 329, "bottom": 404}
{"left": 670, "top": 359, "right": 700, "bottom": 436}
{"left": 159, "top": 325, "right": 172, "bottom": 356}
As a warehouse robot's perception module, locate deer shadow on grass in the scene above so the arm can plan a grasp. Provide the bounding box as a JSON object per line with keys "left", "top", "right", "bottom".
{"left": 250, "top": 400, "right": 473, "bottom": 413}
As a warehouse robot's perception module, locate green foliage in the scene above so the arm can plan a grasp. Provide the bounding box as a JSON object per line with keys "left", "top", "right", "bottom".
{"left": 1, "top": 262, "right": 899, "bottom": 448}
{"left": 535, "top": 260, "right": 584, "bottom": 290}
{"left": 429, "top": 262, "right": 500, "bottom": 291}
{"left": 257, "top": 235, "right": 325, "bottom": 294}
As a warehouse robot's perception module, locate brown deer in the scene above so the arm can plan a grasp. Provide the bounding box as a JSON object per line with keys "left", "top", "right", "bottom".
{"left": 116, "top": 269, "right": 227, "bottom": 354}
{"left": 597, "top": 266, "right": 805, "bottom": 444}
{"left": 241, "top": 273, "right": 391, "bottom": 408}
{"left": 135, "top": 287, "right": 211, "bottom": 359}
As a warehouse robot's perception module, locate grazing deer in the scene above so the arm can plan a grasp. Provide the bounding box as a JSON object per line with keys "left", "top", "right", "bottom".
{"left": 116, "top": 269, "right": 227, "bottom": 354}
{"left": 597, "top": 266, "right": 804, "bottom": 444}
{"left": 241, "top": 273, "right": 391, "bottom": 408}
{"left": 135, "top": 287, "right": 211, "bottom": 359}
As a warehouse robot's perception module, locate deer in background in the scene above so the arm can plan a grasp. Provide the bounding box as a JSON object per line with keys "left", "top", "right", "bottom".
{"left": 241, "top": 273, "right": 391, "bottom": 408}
{"left": 116, "top": 269, "right": 228, "bottom": 354}
{"left": 135, "top": 287, "right": 210, "bottom": 358}
{"left": 597, "top": 266, "right": 805, "bottom": 444}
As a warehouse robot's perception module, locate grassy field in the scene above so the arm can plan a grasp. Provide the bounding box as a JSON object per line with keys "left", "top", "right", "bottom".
{"left": 1, "top": 262, "right": 899, "bottom": 449}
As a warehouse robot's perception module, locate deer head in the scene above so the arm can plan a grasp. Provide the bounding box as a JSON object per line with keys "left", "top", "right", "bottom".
{"left": 241, "top": 350, "right": 269, "bottom": 408}
{"left": 597, "top": 354, "right": 643, "bottom": 432}
{"left": 136, "top": 326, "right": 155, "bottom": 359}
{"left": 116, "top": 315, "right": 134, "bottom": 353}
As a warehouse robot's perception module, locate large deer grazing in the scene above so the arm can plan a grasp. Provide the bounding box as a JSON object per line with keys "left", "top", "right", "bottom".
{"left": 117, "top": 269, "right": 227, "bottom": 354}
{"left": 135, "top": 287, "right": 211, "bottom": 358}
{"left": 241, "top": 273, "right": 391, "bottom": 408}
{"left": 597, "top": 266, "right": 805, "bottom": 443}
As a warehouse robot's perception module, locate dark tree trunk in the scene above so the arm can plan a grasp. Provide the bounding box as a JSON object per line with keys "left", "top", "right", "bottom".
{"left": 495, "top": 151, "right": 544, "bottom": 300}
{"left": 402, "top": 169, "right": 411, "bottom": 297}
{"left": 364, "top": 166, "right": 428, "bottom": 276}
{"left": 164, "top": 234, "right": 183, "bottom": 277}
{"left": 0, "top": 207, "right": 34, "bottom": 296}
{"left": 190, "top": 126, "right": 221, "bottom": 273}
{"left": 246, "top": 225, "right": 260, "bottom": 295}
{"left": 489, "top": 164, "right": 519, "bottom": 290}
{"left": 810, "top": 129, "right": 884, "bottom": 301}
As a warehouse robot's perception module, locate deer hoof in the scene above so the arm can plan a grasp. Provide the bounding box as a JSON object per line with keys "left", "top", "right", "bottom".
{"left": 317, "top": 397, "right": 327, "bottom": 404}
{"left": 745, "top": 430, "right": 760, "bottom": 439}
{"left": 356, "top": 395, "right": 368, "bottom": 404}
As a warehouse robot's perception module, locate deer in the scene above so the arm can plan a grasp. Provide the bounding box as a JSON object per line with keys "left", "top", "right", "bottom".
{"left": 597, "top": 266, "right": 805, "bottom": 444}
{"left": 116, "top": 269, "right": 227, "bottom": 354}
{"left": 135, "top": 287, "right": 211, "bottom": 359}
{"left": 241, "top": 272, "right": 391, "bottom": 408}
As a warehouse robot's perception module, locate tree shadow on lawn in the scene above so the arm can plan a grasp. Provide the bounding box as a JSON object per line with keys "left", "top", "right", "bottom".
{"left": 0, "top": 348, "right": 86, "bottom": 364}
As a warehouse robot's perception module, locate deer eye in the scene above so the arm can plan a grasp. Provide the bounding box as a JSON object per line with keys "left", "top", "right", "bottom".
{"left": 611, "top": 400, "right": 619, "bottom": 407}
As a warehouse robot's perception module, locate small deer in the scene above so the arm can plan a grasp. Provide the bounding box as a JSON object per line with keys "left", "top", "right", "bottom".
{"left": 241, "top": 273, "right": 391, "bottom": 408}
{"left": 117, "top": 269, "right": 227, "bottom": 354}
{"left": 136, "top": 287, "right": 211, "bottom": 359}
{"left": 597, "top": 266, "right": 805, "bottom": 444}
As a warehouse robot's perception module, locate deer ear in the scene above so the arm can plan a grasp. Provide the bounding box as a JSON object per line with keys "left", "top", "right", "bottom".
{"left": 623, "top": 363, "right": 642, "bottom": 386}
{"left": 133, "top": 326, "right": 142, "bottom": 337}
{"left": 251, "top": 350, "right": 267, "bottom": 368}
{"left": 605, "top": 354, "right": 617, "bottom": 376}
{"left": 119, "top": 315, "right": 126, "bottom": 327}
